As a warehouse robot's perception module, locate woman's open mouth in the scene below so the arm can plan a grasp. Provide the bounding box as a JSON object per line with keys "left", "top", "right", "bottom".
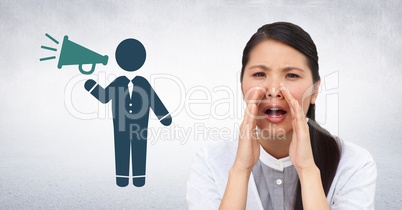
{"left": 264, "top": 107, "right": 287, "bottom": 123}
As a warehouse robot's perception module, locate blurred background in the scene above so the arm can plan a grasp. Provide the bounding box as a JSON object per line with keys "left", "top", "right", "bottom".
{"left": 1, "top": 0, "right": 401, "bottom": 209}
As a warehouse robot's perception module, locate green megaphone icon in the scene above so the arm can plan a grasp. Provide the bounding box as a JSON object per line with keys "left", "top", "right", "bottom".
{"left": 57, "top": 36, "right": 108, "bottom": 74}
{"left": 40, "top": 34, "right": 108, "bottom": 75}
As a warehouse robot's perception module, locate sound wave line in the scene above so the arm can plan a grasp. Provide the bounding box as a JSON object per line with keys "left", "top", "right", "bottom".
{"left": 41, "top": 45, "right": 57, "bottom": 51}
{"left": 45, "top": 33, "right": 59, "bottom": 44}
{"left": 40, "top": 56, "right": 56, "bottom": 61}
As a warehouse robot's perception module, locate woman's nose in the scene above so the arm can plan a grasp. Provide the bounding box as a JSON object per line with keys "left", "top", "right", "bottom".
{"left": 266, "top": 86, "right": 283, "bottom": 99}
{"left": 260, "top": 79, "right": 283, "bottom": 99}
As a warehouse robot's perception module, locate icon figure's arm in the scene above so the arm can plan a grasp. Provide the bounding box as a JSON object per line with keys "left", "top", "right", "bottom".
{"left": 134, "top": 76, "right": 172, "bottom": 126}
{"left": 84, "top": 79, "right": 113, "bottom": 104}
{"left": 151, "top": 88, "right": 172, "bottom": 126}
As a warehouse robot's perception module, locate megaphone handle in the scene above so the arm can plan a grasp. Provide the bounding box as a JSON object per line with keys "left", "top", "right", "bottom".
{"left": 79, "top": 63, "right": 96, "bottom": 75}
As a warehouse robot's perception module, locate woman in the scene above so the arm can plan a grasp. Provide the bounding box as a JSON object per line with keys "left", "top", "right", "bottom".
{"left": 187, "top": 22, "right": 377, "bottom": 209}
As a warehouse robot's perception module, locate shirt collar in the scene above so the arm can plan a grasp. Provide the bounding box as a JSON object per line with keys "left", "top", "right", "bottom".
{"left": 259, "top": 145, "right": 293, "bottom": 171}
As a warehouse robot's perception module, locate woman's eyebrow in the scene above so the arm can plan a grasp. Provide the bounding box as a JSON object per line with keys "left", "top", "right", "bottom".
{"left": 248, "top": 65, "right": 305, "bottom": 72}
{"left": 248, "top": 65, "right": 270, "bottom": 71}
{"left": 283, "top": 66, "right": 305, "bottom": 72}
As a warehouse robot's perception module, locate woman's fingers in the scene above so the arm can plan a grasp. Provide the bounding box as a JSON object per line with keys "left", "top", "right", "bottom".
{"left": 244, "top": 85, "right": 266, "bottom": 124}
{"left": 240, "top": 85, "right": 266, "bottom": 144}
{"left": 249, "top": 103, "right": 257, "bottom": 128}
{"left": 240, "top": 104, "right": 256, "bottom": 134}
{"left": 294, "top": 100, "right": 309, "bottom": 134}
{"left": 279, "top": 82, "right": 309, "bottom": 137}
{"left": 279, "top": 82, "right": 297, "bottom": 119}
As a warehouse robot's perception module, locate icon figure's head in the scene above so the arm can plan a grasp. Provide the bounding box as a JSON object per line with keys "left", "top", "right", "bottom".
{"left": 115, "top": 39, "right": 146, "bottom": 72}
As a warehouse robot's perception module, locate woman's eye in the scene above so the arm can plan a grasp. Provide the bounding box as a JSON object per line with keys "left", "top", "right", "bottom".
{"left": 286, "top": 73, "right": 300, "bottom": 78}
{"left": 253, "top": 72, "right": 265, "bottom": 77}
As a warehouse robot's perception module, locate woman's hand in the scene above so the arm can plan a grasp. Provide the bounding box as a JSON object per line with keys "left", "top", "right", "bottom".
{"left": 279, "top": 82, "right": 316, "bottom": 173}
{"left": 279, "top": 82, "right": 330, "bottom": 210}
{"left": 233, "top": 85, "right": 266, "bottom": 173}
{"left": 219, "top": 85, "right": 266, "bottom": 210}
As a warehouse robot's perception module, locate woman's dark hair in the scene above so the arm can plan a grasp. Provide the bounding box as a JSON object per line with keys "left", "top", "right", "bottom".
{"left": 240, "top": 22, "right": 341, "bottom": 210}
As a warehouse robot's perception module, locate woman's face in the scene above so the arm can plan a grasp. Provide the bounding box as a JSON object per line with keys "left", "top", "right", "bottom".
{"left": 241, "top": 40, "right": 319, "bottom": 139}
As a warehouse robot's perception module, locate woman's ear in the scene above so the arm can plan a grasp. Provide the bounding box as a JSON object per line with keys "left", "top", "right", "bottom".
{"left": 311, "top": 79, "right": 321, "bottom": 104}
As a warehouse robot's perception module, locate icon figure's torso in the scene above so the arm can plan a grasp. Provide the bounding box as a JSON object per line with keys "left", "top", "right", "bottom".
{"left": 89, "top": 75, "right": 169, "bottom": 131}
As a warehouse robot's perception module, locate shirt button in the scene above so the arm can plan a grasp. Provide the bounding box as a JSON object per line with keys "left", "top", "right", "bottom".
{"left": 129, "top": 103, "right": 132, "bottom": 106}
{"left": 129, "top": 110, "right": 132, "bottom": 113}
{"left": 276, "top": 179, "right": 282, "bottom": 185}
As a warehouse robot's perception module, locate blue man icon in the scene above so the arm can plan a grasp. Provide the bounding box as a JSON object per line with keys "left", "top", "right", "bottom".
{"left": 84, "top": 39, "right": 172, "bottom": 187}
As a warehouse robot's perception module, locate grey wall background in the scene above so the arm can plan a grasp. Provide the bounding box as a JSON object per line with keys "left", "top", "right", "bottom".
{"left": 1, "top": 0, "right": 401, "bottom": 209}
